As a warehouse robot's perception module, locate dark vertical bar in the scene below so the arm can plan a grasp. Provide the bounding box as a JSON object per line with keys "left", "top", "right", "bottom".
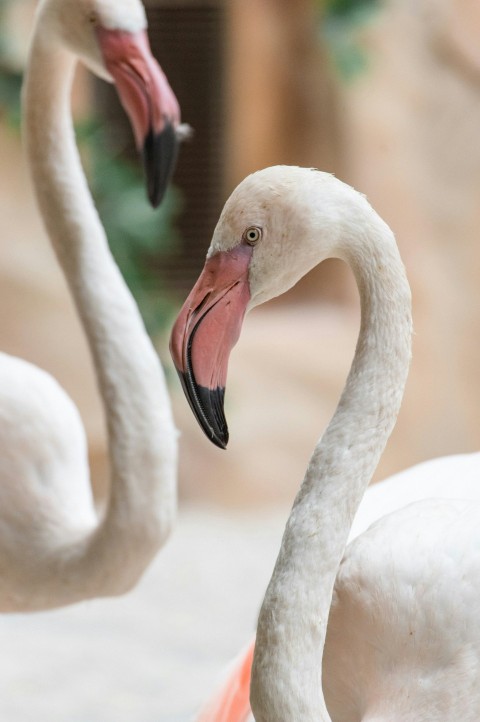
{"left": 94, "top": 1, "right": 226, "bottom": 295}
{"left": 146, "top": 3, "right": 226, "bottom": 293}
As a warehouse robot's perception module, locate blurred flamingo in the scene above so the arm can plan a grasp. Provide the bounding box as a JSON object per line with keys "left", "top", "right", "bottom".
{"left": 172, "top": 165, "right": 480, "bottom": 721}
{"left": 0, "top": 0, "right": 183, "bottom": 612}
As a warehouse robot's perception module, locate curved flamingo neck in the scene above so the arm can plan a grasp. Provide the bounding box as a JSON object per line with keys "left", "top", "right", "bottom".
{"left": 250, "top": 206, "right": 412, "bottom": 721}
{"left": 22, "top": 28, "right": 177, "bottom": 603}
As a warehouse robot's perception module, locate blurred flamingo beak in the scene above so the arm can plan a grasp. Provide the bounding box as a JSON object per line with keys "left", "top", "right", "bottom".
{"left": 169, "top": 244, "right": 253, "bottom": 449}
{"left": 97, "top": 28, "right": 181, "bottom": 207}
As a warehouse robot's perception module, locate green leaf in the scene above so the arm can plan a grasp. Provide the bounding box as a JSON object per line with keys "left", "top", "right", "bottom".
{"left": 321, "top": 0, "right": 382, "bottom": 80}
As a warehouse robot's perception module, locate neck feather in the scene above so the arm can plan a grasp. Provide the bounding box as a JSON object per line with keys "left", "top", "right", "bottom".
{"left": 250, "top": 206, "right": 412, "bottom": 722}
{"left": 22, "top": 32, "right": 177, "bottom": 601}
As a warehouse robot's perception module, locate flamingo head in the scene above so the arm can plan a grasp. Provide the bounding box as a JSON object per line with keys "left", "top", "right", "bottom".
{"left": 39, "top": 0, "right": 185, "bottom": 207}
{"left": 170, "top": 166, "right": 343, "bottom": 448}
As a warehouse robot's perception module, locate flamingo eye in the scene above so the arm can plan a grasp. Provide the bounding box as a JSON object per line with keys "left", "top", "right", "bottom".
{"left": 88, "top": 11, "right": 98, "bottom": 24}
{"left": 243, "top": 226, "right": 262, "bottom": 246}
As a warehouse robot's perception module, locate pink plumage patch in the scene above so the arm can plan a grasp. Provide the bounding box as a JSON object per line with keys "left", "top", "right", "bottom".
{"left": 196, "top": 640, "right": 255, "bottom": 722}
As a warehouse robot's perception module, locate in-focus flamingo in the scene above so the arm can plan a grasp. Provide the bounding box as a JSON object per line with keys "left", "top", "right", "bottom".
{"left": 0, "top": 0, "right": 182, "bottom": 613}
{"left": 171, "top": 165, "right": 480, "bottom": 721}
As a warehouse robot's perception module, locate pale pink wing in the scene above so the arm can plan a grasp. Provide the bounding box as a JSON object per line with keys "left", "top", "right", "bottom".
{"left": 196, "top": 639, "right": 255, "bottom": 722}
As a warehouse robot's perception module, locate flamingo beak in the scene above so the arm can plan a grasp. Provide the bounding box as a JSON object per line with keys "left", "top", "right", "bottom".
{"left": 169, "top": 244, "right": 253, "bottom": 449}
{"left": 97, "top": 27, "right": 181, "bottom": 207}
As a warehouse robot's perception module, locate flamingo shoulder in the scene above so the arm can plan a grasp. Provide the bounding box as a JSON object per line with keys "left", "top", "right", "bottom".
{"left": 324, "top": 498, "right": 480, "bottom": 722}
{"left": 0, "top": 352, "right": 95, "bottom": 533}
{"left": 350, "top": 451, "right": 480, "bottom": 542}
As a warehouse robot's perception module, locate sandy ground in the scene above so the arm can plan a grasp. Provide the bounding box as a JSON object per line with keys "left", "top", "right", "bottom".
{"left": 0, "top": 506, "right": 287, "bottom": 722}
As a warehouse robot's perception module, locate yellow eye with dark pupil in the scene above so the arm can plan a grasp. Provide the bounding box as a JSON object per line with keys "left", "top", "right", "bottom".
{"left": 244, "top": 227, "right": 261, "bottom": 245}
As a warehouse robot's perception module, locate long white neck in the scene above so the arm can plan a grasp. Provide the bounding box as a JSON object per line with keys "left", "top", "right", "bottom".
{"left": 250, "top": 205, "right": 412, "bottom": 721}
{"left": 22, "top": 29, "right": 177, "bottom": 604}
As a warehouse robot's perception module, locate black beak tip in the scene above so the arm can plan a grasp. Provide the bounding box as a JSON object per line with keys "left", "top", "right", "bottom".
{"left": 142, "top": 120, "right": 179, "bottom": 208}
{"left": 176, "top": 369, "right": 229, "bottom": 450}
{"left": 203, "top": 420, "right": 229, "bottom": 451}
{"left": 211, "top": 427, "right": 229, "bottom": 451}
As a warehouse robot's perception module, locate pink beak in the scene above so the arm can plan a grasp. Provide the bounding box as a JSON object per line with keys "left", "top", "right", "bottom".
{"left": 169, "top": 244, "right": 253, "bottom": 448}
{"left": 97, "top": 27, "right": 181, "bottom": 207}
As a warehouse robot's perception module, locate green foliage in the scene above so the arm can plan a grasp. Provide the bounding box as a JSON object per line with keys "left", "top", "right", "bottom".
{"left": 0, "top": 1, "right": 22, "bottom": 127}
{"left": 0, "top": 68, "right": 21, "bottom": 126}
{"left": 320, "top": 0, "right": 382, "bottom": 80}
{"left": 79, "top": 121, "right": 183, "bottom": 336}
{"left": 325, "top": 0, "right": 380, "bottom": 19}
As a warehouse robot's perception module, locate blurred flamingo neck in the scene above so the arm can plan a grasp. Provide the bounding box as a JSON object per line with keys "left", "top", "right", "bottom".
{"left": 22, "top": 25, "right": 177, "bottom": 598}
{"left": 251, "top": 208, "right": 412, "bottom": 722}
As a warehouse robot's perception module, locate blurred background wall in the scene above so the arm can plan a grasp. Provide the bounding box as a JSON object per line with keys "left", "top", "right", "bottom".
{"left": 1, "top": 0, "right": 479, "bottom": 508}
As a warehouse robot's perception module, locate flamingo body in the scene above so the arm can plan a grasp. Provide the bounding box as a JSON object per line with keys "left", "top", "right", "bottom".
{"left": 197, "top": 453, "right": 480, "bottom": 722}
{"left": 0, "top": 354, "right": 94, "bottom": 533}
{"left": 326, "top": 498, "right": 480, "bottom": 722}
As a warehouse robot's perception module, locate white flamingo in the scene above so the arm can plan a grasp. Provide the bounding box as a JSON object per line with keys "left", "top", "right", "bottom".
{"left": 171, "top": 165, "right": 480, "bottom": 721}
{"left": 0, "top": 0, "right": 181, "bottom": 613}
